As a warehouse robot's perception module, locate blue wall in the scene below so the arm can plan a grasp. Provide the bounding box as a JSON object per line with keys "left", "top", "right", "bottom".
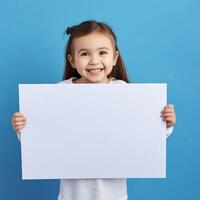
{"left": 0, "top": 0, "right": 199, "bottom": 199}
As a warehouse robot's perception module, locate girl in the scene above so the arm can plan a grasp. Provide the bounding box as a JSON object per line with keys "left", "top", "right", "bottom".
{"left": 12, "top": 20, "right": 176, "bottom": 200}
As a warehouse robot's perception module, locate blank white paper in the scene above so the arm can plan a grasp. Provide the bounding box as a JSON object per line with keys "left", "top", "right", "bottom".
{"left": 19, "top": 83, "right": 167, "bottom": 179}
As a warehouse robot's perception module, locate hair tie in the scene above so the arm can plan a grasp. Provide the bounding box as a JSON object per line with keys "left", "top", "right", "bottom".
{"left": 66, "top": 27, "right": 73, "bottom": 35}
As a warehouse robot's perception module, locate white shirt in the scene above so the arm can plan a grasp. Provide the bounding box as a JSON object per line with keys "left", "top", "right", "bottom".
{"left": 17, "top": 77, "right": 173, "bottom": 200}
{"left": 58, "top": 77, "right": 129, "bottom": 200}
{"left": 57, "top": 77, "right": 173, "bottom": 200}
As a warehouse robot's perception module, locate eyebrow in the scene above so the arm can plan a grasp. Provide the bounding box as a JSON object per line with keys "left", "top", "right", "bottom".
{"left": 78, "top": 47, "right": 111, "bottom": 53}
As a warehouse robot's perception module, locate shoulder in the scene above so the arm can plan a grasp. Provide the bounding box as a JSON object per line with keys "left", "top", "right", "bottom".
{"left": 58, "top": 77, "right": 77, "bottom": 84}
{"left": 109, "top": 77, "right": 127, "bottom": 84}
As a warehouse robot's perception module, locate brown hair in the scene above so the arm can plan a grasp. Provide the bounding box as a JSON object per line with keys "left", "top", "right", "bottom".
{"left": 63, "top": 20, "right": 129, "bottom": 83}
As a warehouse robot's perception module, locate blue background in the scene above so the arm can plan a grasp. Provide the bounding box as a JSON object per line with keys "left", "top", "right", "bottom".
{"left": 1, "top": 0, "right": 199, "bottom": 199}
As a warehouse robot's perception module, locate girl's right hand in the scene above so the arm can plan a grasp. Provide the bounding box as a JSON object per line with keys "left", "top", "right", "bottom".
{"left": 11, "top": 112, "right": 26, "bottom": 134}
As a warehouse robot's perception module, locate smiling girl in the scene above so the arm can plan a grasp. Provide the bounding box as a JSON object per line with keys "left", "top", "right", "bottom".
{"left": 12, "top": 20, "right": 176, "bottom": 200}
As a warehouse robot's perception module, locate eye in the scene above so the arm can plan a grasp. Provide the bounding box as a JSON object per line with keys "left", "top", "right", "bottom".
{"left": 80, "top": 52, "right": 89, "bottom": 56}
{"left": 99, "top": 51, "right": 108, "bottom": 55}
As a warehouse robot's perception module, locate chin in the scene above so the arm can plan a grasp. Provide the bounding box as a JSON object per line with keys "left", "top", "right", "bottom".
{"left": 87, "top": 79, "right": 102, "bottom": 83}
{"left": 88, "top": 77, "right": 108, "bottom": 83}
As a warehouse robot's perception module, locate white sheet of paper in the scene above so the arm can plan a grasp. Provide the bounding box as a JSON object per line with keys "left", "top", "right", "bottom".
{"left": 19, "top": 83, "right": 167, "bottom": 179}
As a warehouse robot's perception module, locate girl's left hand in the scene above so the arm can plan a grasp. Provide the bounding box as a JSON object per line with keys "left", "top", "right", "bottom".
{"left": 161, "top": 104, "right": 176, "bottom": 128}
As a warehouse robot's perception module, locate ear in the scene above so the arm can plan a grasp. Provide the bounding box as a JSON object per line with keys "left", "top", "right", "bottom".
{"left": 113, "top": 51, "right": 119, "bottom": 66}
{"left": 67, "top": 54, "right": 76, "bottom": 69}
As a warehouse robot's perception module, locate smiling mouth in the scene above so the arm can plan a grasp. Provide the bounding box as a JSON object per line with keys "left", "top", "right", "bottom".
{"left": 86, "top": 68, "right": 104, "bottom": 73}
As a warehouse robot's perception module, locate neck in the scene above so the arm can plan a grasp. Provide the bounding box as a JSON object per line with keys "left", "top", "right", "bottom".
{"left": 73, "top": 77, "right": 110, "bottom": 84}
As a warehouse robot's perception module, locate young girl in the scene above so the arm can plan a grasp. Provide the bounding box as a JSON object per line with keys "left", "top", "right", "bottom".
{"left": 12, "top": 20, "right": 176, "bottom": 200}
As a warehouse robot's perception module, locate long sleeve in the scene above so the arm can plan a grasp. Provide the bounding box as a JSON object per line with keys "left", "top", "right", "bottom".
{"left": 166, "top": 126, "right": 173, "bottom": 138}
{"left": 17, "top": 132, "right": 21, "bottom": 142}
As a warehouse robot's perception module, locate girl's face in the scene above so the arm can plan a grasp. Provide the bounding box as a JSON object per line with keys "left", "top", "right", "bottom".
{"left": 68, "top": 32, "right": 119, "bottom": 83}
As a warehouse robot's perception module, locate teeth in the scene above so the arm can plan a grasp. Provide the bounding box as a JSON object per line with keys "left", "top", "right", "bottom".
{"left": 90, "top": 69, "right": 100, "bottom": 72}
{"left": 87, "top": 68, "right": 103, "bottom": 72}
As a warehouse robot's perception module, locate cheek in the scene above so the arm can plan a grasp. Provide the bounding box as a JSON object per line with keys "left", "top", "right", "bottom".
{"left": 103, "top": 56, "right": 115, "bottom": 66}
{"left": 75, "top": 58, "right": 88, "bottom": 68}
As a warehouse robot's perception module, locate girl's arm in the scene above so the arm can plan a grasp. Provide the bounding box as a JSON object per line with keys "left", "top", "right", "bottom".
{"left": 161, "top": 104, "right": 176, "bottom": 137}
{"left": 11, "top": 112, "right": 26, "bottom": 141}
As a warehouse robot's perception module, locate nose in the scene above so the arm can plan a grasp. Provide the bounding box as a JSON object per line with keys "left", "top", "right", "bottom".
{"left": 89, "top": 54, "right": 100, "bottom": 66}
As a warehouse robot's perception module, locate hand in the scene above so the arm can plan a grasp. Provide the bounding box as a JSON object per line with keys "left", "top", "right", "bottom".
{"left": 161, "top": 104, "right": 176, "bottom": 128}
{"left": 11, "top": 112, "right": 26, "bottom": 134}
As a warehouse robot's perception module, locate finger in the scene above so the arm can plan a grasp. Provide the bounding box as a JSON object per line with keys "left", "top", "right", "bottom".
{"left": 163, "top": 108, "right": 174, "bottom": 113}
{"left": 162, "top": 106, "right": 174, "bottom": 113}
{"left": 14, "top": 121, "right": 26, "bottom": 126}
{"left": 162, "top": 113, "right": 175, "bottom": 118}
{"left": 13, "top": 117, "right": 26, "bottom": 123}
{"left": 13, "top": 112, "right": 24, "bottom": 117}
{"left": 165, "top": 104, "right": 174, "bottom": 109}
{"left": 165, "top": 104, "right": 175, "bottom": 111}
{"left": 165, "top": 116, "right": 176, "bottom": 123}
{"left": 161, "top": 107, "right": 173, "bottom": 114}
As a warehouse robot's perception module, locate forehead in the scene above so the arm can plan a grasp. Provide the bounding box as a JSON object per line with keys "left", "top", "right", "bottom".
{"left": 72, "top": 32, "right": 114, "bottom": 51}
